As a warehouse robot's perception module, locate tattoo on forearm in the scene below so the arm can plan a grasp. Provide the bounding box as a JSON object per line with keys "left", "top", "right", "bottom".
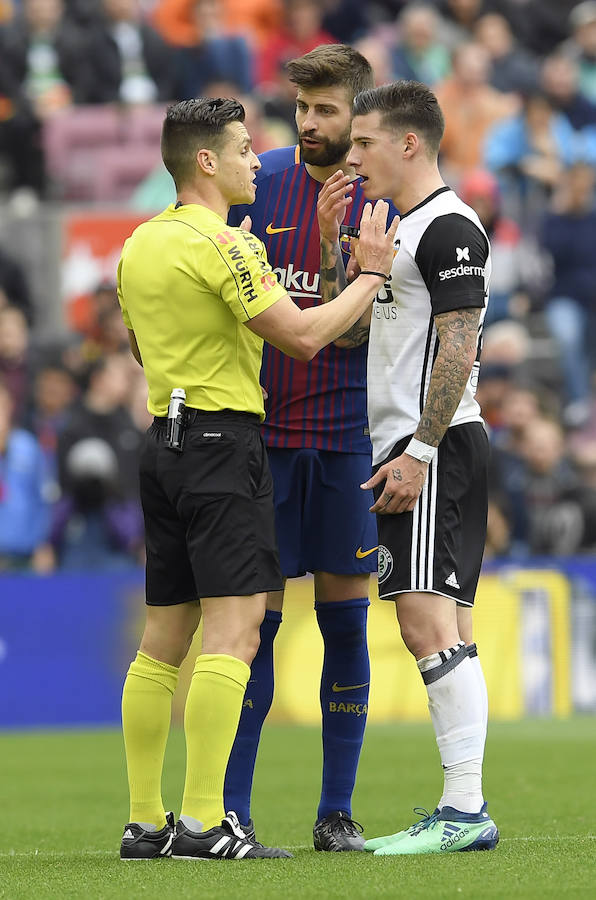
{"left": 320, "top": 237, "right": 347, "bottom": 305}
{"left": 335, "top": 319, "right": 370, "bottom": 348}
{"left": 416, "top": 308, "right": 481, "bottom": 446}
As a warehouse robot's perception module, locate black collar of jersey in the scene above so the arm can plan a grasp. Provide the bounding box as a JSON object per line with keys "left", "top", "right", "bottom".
{"left": 400, "top": 185, "right": 450, "bottom": 220}
{"left": 175, "top": 201, "right": 184, "bottom": 208}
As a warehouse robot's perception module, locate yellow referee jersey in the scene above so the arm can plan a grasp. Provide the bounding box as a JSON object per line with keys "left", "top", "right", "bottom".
{"left": 117, "top": 203, "right": 287, "bottom": 419}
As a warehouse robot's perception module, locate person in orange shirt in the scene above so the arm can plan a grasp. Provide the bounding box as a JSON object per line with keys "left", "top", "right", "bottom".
{"left": 151, "top": 0, "right": 282, "bottom": 48}
{"left": 435, "top": 41, "right": 518, "bottom": 178}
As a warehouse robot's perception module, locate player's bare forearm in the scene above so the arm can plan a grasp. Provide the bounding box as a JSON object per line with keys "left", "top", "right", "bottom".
{"left": 415, "top": 307, "right": 481, "bottom": 446}
{"left": 320, "top": 236, "right": 347, "bottom": 304}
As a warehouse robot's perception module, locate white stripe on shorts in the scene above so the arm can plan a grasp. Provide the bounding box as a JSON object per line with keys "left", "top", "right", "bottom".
{"left": 426, "top": 453, "right": 438, "bottom": 588}
{"left": 410, "top": 451, "right": 438, "bottom": 591}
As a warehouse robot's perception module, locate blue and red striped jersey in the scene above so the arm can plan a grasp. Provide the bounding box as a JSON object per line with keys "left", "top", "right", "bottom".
{"left": 229, "top": 145, "right": 384, "bottom": 453}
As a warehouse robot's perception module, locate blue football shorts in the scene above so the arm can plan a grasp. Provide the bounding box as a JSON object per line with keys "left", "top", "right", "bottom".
{"left": 266, "top": 447, "right": 378, "bottom": 578}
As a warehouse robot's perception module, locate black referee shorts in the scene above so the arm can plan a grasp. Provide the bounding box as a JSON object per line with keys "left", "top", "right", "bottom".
{"left": 373, "top": 422, "right": 489, "bottom": 607}
{"left": 140, "top": 410, "right": 283, "bottom": 605}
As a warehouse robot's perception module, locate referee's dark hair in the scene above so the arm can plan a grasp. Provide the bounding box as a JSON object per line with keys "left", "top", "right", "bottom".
{"left": 353, "top": 81, "right": 445, "bottom": 157}
{"left": 161, "top": 98, "right": 246, "bottom": 189}
{"left": 287, "top": 44, "right": 374, "bottom": 103}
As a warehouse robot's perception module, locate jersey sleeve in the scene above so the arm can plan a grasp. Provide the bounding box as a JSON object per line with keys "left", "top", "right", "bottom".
{"left": 414, "top": 213, "right": 489, "bottom": 315}
{"left": 201, "top": 226, "right": 286, "bottom": 321}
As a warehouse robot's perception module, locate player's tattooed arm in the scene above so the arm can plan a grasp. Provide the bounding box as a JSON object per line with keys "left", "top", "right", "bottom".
{"left": 320, "top": 236, "right": 347, "bottom": 304}
{"left": 415, "top": 307, "right": 482, "bottom": 446}
{"left": 319, "top": 237, "right": 371, "bottom": 347}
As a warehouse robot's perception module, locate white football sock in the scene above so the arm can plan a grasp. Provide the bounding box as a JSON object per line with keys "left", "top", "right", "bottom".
{"left": 417, "top": 642, "right": 484, "bottom": 814}
{"left": 467, "top": 642, "right": 488, "bottom": 752}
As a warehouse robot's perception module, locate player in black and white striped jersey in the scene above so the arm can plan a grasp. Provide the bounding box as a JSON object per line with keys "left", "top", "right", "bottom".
{"left": 336, "top": 80, "right": 498, "bottom": 855}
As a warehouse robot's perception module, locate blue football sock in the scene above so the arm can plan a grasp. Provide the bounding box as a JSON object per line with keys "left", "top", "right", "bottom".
{"left": 315, "top": 597, "right": 370, "bottom": 821}
{"left": 223, "top": 609, "right": 281, "bottom": 826}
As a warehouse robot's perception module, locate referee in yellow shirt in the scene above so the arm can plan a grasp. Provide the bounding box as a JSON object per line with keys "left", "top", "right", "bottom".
{"left": 117, "top": 97, "right": 397, "bottom": 861}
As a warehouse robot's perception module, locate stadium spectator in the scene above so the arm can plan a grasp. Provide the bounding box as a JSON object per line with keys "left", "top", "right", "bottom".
{"left": 320, "top": 0, "right": 369, "bottom": 45}
{"left": 57, "top": 353, "right": 143, "bottom": 503}
{"left": 0, "top": 305, "right": 33, "bottom": 424}
{"left": 0, "top": 378, "right": 51, "bottom": 570}
{"left": 459, "top": 169, "right": 547, "bottom": 325}
{"left": 389, "top": 5, "right": 451, "bottom": 85}
{"left": 29, "top": 361, "right": 78, "bottom": 493}
{"left": 256, "top": 0, "right": 336, "bottom": 90}
{"left": 515, "top": 416, "right": 596, "bottom": 555}
{"left": 68, "top": 283, "right": 131, "bottom": 359}
{"left": 0, "top": 0, "right": 89, "bottom": 117}
{"left": 435, "top": 0, "right": 487, "bottom": 50}
{"left": 151, "top": 0, "right": 283, "bottom": 50}
{"left": 68, "top": 278, "right": 119, "bottom": 342}
{"left": 45, "top": 435, "right": 144, "bottom": 571}
{"left": 346, "top": 80, "right": 498, "bottom": 855}
{"left": 0, "top": 0, "right": 96, "bottom": 203}
{"left": 226, "top": 44, "right": 391, "bottom": 853}
{"left": 474, "top": 12, "right": 540, "bottom": 95}
{"left": 565, "top": 1, "right": 596, "bottom": 104}
{"left": 173, "top": 0, "right": 254, "bottom": 98}
{"left": 541, "top": 52, "right": 596, "bottom": 133}
{"left": 78, "top": 0, "right": 176, "bottom": 104}
{"left": 475, "top": 320, "right": 534, "bottom": 431}
{"left": 116, "top": 97, "right": 396, "bottom": 861}
{"left": 435, "top": 41, "right": 517, "bottom": 179}
{"left": 540, "top": 161, "right": 596, "bottom": 428}
{"left": 503, "top": 0, "right": 583, "bottom": 58}
{"left": 0, "top": 243, "right": 34, "bottom": 324}
{"left": 487, "top": 382, "right": 559, "bottom": 557}
{"left": 0, "top": 50, "right": 47, "bottom": 200}
{"left": 354, "top": 34, "right": 393, "bottom": 86}
{"left": 484, "top": 91, "right": 580, "bottom": 229}
{"left": 492, "top": 382, "right": 560, "bottom": 456}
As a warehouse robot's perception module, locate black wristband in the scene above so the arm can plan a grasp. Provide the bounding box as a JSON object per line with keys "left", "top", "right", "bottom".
{"left": 360, "top": 270, "right": 390, "bottom": 281}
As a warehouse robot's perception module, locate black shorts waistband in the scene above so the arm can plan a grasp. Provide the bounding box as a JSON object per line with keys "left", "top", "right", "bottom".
{"left": 153, "top": 409, "right": 261, "bottom": 428}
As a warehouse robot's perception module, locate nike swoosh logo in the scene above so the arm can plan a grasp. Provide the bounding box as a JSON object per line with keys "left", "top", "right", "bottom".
{"left": 332, "top": 681, "right": 370, "bottom": 693}
{"left": 355, "top": 546, "right": 378, "bottom": 558}
{"left": 266, "top": 223, "right": 297, "bottom": 235}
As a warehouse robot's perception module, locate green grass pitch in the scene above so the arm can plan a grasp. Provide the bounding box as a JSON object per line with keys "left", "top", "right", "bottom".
{"left": 1, "top": 718, "right": 594, "bottom": 898}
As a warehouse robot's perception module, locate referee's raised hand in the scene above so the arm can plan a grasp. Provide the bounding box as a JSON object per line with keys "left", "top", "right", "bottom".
{"left": 354, "top": 201, "right": 399, "bottom": 279}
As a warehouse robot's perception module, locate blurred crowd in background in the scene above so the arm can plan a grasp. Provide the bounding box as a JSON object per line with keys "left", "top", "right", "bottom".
{"left": 2, "top": 0, "right": 596, "bottom": 571}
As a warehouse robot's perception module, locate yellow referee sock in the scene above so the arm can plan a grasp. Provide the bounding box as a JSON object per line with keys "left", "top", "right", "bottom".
{"left": 181, "top": 653, "right": 250, "bottom": 831}
{"left": 121, "top": 651, "right": 179, "bottom": 828}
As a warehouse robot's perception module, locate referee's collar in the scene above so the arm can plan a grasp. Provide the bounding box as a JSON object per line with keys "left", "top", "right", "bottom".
{"left": 400, "top": 185, "right": 450, "bottom": 220}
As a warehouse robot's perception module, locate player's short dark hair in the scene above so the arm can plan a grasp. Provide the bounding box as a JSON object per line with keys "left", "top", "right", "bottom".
{"left": 286, "top": 44, "right": 374, "bottom": 103}
{"left": 161, "top": 98, "right": 246, "bottom": 189}
{"left": 353, "top": 81, "right": 445, "bottom": 157}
